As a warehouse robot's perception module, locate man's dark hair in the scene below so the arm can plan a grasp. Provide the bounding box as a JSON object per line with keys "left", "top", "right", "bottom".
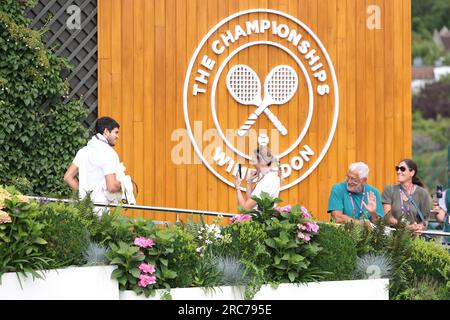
{"left": 95, "top": 117, "right": 120, "bottom": 135}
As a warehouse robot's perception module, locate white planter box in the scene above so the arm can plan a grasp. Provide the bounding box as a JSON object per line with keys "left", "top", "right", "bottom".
{"left": 119, "top": 279, "right": 389, "bottom": 300}
{"left": 0, "top": 266, "right": 118, "bottom": 300}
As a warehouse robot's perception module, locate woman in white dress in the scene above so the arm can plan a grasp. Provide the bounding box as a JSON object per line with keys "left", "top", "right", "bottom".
{"left": 234, "top": 145, "right": 282, "bottom": 210}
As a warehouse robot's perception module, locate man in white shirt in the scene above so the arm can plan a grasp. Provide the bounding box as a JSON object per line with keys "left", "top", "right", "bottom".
{"left": 64, "top": 117, "right": 122, "bottom": 215}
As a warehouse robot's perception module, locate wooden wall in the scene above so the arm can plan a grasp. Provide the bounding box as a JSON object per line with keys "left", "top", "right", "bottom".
{"left": 98, "top": 0, "right": 412, "bottom": 222}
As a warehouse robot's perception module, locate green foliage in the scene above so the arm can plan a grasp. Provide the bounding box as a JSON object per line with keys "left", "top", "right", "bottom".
{"left": 38, "top": 203, "right": 90, "bottom": 268}
{"left": 0, "top": 195, "right": 52, "bottom": 282}
{"left": 412, "top": 32, "right": 450, "bottom": 65}
{"left": 411, "top": 0, "right": 450, "bottom": 64}
{"left": 107, "top": 241, "right": 148, "bottom": 296}
{"left": 386, "top": 225, "right": 416, "bottom": 299}
{"left": 396, "top": 276, "right": 448, "bottom": 300}
{"left": 0, "top": 0, "right": 89, "bottom": 197}
{"left": 217, "top": 220, "right": 270, "bottom": 265}
{"left": 409, "top": 237, "right": 450, "bottom": 283}
{"left": 192, "top": 254, "right": 222, "bottom": 289}
{"left": 412, "top": 112, "right": 450, "bottom": 188}
{"left": 412, "top": 0, "right": 450, "bottom": 37}
{"left": 107, "top": 223, "right": 200, "bottom": 297}
{"left": 166, "top": 225, "right": 199, "bottom": 288}
{"left": 310, "top": 223, "right": 357, "bottom": 281}
{"left": 240, "top": 194, "right": 323, "bottom": 284}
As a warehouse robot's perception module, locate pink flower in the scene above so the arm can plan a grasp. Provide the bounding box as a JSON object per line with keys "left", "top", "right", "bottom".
{"left": 134, "top": 237, "right": 155, "bottom": 248}
{"left": 310, "top": 223, "right": 319, "bottom": 233}
{"left": 297, "top": 232, "right": 311, "bottom": 242}
{"left": 297, "top": 223, "right": 307, "bottom": 231}
{"left": 230, "top": 214, "right": 252, "bottom": 223}
{"left": 137, "top": 274, "right": 157, "bottom": 287}
{"left": 274, "top": 205, "right": 292, "bottom": 213}
{"left": 301, "top": 207, "right": 311, "bottom": 219}
{"left": 139, "top": 263, "right": 156, "bottom": 274}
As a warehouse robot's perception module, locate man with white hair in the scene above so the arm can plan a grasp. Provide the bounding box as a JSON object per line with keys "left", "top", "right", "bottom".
{"left": 327, "top": 162, "right": 384, "bottom": 224}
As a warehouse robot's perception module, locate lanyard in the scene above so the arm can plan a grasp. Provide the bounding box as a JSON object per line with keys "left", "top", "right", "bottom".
{"left": 399, "top": 186, "right": 416, "bottom": 220}
{"left": 348, "top": 186, "right": 366, "bottom": 219}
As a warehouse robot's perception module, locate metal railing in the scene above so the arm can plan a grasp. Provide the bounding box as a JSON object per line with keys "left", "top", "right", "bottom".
{"left": 27, "top": 196, "right": 450, "bottom": 238}
{"left": 27, "top": 196, "right": 235, "bottom": 224}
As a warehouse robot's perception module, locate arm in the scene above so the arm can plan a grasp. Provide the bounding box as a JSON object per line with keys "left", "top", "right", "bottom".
{"left": 435, "top": 207, "right": 446, "bottom": 223}
{"left": 63, "top": 163, "right": 79, "bottom": 191}
{"left": 331, "top": 211, "right": 359, "bottom": 224}
{"left": 383, "top": 204, "right": 398, "bottom": 226}
{"left": 105, "top": 174, "right": 122, "bottom": 193}
{"left": 235, "top": 177, "right": 257, "bottom": 210}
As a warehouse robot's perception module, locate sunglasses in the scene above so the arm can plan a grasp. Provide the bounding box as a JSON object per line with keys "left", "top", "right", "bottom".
{"left": 395, "top": 166, "right": 410, "bottom": 173}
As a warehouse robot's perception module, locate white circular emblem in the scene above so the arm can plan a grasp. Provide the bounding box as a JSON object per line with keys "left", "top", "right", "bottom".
{"left": 183, "top": 9, "right": 339, "bottom": 192}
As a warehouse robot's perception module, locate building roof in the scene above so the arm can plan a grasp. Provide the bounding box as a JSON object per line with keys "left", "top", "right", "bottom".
{"left": 412, "top": 67, "right": 435, "bottom": 80}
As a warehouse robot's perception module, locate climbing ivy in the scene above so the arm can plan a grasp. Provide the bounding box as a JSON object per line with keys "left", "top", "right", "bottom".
{"left": 0, "top": 0, "right": 89, "bottom": 197}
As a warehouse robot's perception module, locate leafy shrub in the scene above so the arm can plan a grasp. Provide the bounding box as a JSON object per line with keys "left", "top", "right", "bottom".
{"left": 108, "top": 223, "right": 199, "bottom": 297}
{"left": 409, "top": 237, "right": 450, "bottom": 283}
{"left": 396, "top": 276, "right": 447, "bottom": 300}
{"left": 167, "top": 225, "right": 199, "bottom": 288}
{"left": 238, "top": 194, "right": 323, "bottom": 284}
{"left": 0, "top": 191, "right": 52, "bottom": 281}
{"left": 38, "top": 203, "right": 90, "bottom": 268}
{"left": 218, "top": 220, "right": 269, "bottom": 266}
{"left": 310, "top": 223, "right": 357, "bottom": 281}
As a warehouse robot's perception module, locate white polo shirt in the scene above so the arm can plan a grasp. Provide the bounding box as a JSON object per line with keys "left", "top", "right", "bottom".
{"left": 73, "top": 134, "right": 120, "bottom": 207}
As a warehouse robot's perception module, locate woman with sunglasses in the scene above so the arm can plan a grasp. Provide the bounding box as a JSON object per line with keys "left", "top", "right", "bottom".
{"left": 382, "top": 159, "right": 431, "bottom": 232}
{"left": 234, "top": 145, "right": 282, "bottom": 210}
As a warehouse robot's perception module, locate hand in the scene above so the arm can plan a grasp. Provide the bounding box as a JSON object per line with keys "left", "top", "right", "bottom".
{"left": 362, "top": 191, "right": 377, "bottom": 214}
{"left": 431, "top": 203, "right": 441, "bottom": 214}
{"left": 414, "top": 223, "right": 426, "bottom": 233}
{"left": 389, "top": 216, "right": 399, "bottom": 226}
{"left": 246, "top": 170, "right": 259, "bottom": 184}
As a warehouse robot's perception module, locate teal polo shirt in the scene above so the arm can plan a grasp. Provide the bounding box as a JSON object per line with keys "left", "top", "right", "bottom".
{"left": 327, "top": 182, "right": 384, "bottom": 220}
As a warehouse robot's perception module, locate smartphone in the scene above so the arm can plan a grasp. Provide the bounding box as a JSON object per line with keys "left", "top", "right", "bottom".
{"left": 238, "top": 163, "right": 242, "bottom": 179}
{"left": 437, "top": 185, "right": 444, "bottom": 199}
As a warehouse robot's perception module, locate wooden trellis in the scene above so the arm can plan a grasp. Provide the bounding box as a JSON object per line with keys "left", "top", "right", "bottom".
{"left": 27, "top": 0, "right": 98, "bottom": 130}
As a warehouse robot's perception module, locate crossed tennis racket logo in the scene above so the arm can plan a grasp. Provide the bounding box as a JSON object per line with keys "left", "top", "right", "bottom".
{"left": 226, "top": 64, "right": 299, "bottom": 137}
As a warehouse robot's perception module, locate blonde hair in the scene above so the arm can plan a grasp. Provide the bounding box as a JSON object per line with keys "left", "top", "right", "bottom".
{"left": 253, "top": 145, "right": 283, "bottom": 180}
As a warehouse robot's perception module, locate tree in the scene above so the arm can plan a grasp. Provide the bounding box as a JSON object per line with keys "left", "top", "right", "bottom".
{"left": 0, "top": 0, "right": 89, "bottom": 196}
{"left": 413, "top": 77, "right": 450, "bottom": 119}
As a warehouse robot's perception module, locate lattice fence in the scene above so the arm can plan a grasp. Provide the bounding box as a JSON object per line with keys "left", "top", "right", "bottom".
{"left": 27, "top": 0, "right": 98, "bottom": 130}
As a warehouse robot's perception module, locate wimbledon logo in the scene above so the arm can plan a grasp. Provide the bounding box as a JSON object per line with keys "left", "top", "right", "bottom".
{"left": 183, "top": 9, "right": 339, "bottom": 191}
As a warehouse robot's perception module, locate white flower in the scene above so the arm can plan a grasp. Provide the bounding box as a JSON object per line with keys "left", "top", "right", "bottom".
{"left": 205, "top": 240, "right": 212, "bottom": 245}
{"left": 196, "top": 247, "right": 203, "bottom": 253}
{"left": 198, "top": 236, "right": 203, "bottom": 240}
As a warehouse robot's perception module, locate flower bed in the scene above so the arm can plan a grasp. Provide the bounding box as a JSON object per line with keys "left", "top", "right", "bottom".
{"left": 0, "top": 186, "right": 449, "bottom": 300}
